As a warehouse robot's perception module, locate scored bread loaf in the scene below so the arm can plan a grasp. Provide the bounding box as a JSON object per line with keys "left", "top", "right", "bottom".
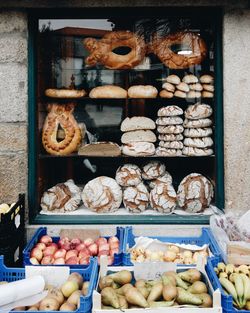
{"left": 150, "top": 183, "right": 177, "bottom": 213}
{"left": 155, "top": 147, "right": 182, "bottom": 156}
{"left": 157, "top": 125, "right": 184, "bottom": 134}
{"left": 162, "top": 82, "right": 175, "bottom": 92}
{"left": 121, "top": 130, "right": 156, "bottom": 144}
{"left": 159, "top": 140, "right": 184, "bottom": 149}
{"left": 183, "top": 137, "right": 213, "bottom": 148}
{"left": 182, "top": 74, "right": 198, "bottom": 84}
{"left": 158, "top": 133, "right": 184, "bottom": 141}
{"left": 89, "top": 85, "right": 127, "bottom": 98}
{"left": 148, "top": 172, "right": 173, "bottom": 189}
{"left": 123, "top": 183, "right": 149, "bottom": 213}
{"left": 121, "top": 116, "right": 156, "bottom": 132}
{"left": 185, "top": 103, "right": 213, "bottom": 120}
{"left": 184, "top": 128, "right": 212, "bottom": 138}
{"left": 156, "top": 116, "right": 183, "bottom": 126}
{"left": 122, "top": 142, "right": 155, "bottom": 156}
{"left": 182, "top": 146, "right": 213, "bottom": 156}
{"left": 166, "top": 75, "right": 181, "bottom": 85}
{"left": 183, "top": 118, "right": 212, "bottom": 128}
{"left": 176, "top": 82, "right": 189, "bottom": 92}
{"left": 141, "top": 161, "right": 166, "bottom": 180}
{"left": 157, "top": 105, "right": 183, "bottom": 117}
{"left": 115, "top": 164, "right": 142, "bottom": 187}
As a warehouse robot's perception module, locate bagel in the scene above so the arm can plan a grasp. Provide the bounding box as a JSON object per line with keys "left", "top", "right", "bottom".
{"left": 42, "top": 103, "right": 82, "bottom": 155}
{"left": 45, "top": 88, "right": 86, "bottom": 98}
{"left": 84, "top": 31, "right": 146, "bottom": 69}
{"left": 150, "top": 32, "right": 207, "bottom": 69}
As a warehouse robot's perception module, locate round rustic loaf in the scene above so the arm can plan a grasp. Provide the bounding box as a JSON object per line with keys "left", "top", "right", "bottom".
{"left": 182, "top": 74, "right": 198, "bottom": 84}
{"left": 183, "top": 137, "right": 213, "bottom": 148}
{"left": 157, "top": 125, "right": 184, "bottom": 134}
{"left": 128, "top": 85, "right": 158, "bottom": 98}
{"left": 121, "top": 130, "right": 156, "bottom": 144}
{"left": 184, "top": 128, "right": 212, "bottom": 138}
{"left": 177, "top": 173, "right": 214, "bottom": 213}
{"left": 141, "top": 161, "right": 166, "bottom": 180}
{"left": 155, "top": 147, "right": 182, "bottom": 156}
{"left": 89, "top": 85, "right": 127, "bottom": 98}
{"left": 156, "top": 117, "right": 183, "bottom": 126}
{"left": 183, "top": 118, "right": 212, "bottom": 128}
{"left": 123, "top": 183, "right": 149, "bottom": 213}
{"left": 121, "top": 117, "right": 156, "bottom": 132}
{"left": 122, "top": 142, "right": 155, "bottom": 156}
{"left": 166, "top": 75, "right": 181, "bottom": 85}
{"left": 158, "top": 133, "right": 184, "bottom": 141}
{"left": 182, "top": 146, "right": 213, "bottom": 156}
{"left": 185, "top": 104, "right": 213, "bottom": 120}
{"left": 115, "top": 164, "right": 142, "bottom": 187}
{"left": 157, "top": 105, "right": 183, "bottom": 117}
{"left": 162, "top": 82, "right": 175, "bottom": 92}
{"left": 150, "top": 183, "right": 177, "bottom": 213}
{"left": 81, "top": 176, "right": 122, "bottom": 213}
{"left": 148, "top": 173, "right": 173, "bottom": 189}
{"left": 159, "top": 140, "right": 183, "bottom": 149}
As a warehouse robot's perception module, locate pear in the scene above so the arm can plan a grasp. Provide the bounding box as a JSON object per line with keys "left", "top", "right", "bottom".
{"left": 149, "top": 300, "right": 175, "bottom": 308}
{"left": 187, "top": 281, "right": 208, "bottom": 294}
{"left": 147, "top": 282, "right": 163, "bottom": 302}
{"left": 125, "top": 287, "right": 148, "bottom": 308}
{"left": 109, "top": 270, "right": 132, "bottom": 285}
{"left": 99, "top": 276, "right": 113, "bottom": 290}
{"left": 101, "top": 287, "right": 120, "bottom": 309}
{"left": 178, "top": 269, "right": 201, "bottom": 283}
{"left": 196, "top": 293, "right": 212, "bottom": 307}
{"left": 115, "top": 283, "right": 133, "bottom": 296}
{"left": 137, "top": 286, "right": 150, "bottom": 299}
{"left": 176, "top": 287, "right": 202, "bottom": 305}
{"left": 117, "top": 294, "right": 128, "bottom": 309}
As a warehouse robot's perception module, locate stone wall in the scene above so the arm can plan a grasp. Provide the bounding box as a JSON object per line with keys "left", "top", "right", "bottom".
{"left": 0, "top": 11, "right": 28, "bottom": 204}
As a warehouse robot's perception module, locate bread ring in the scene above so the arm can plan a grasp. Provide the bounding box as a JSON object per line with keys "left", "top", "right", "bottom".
{"left": 42, "top": 103, "right": 82, "bottom": 155}
{"left": 45, "top": 89, "right": 86, "bottom": 98}
{"left": 150, "top": 32, "right": 207, "bottom": 69}
{"left": 84, "top": 31, "right": 146, "bottom": 69}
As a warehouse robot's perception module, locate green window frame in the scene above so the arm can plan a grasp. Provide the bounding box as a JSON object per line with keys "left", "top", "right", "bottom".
{"left": 28, "top": 8, "right": 224, "bottom": 225}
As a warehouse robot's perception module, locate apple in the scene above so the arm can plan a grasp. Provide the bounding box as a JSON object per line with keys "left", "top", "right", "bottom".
{"left": 67, "top": 290, "right": 81, "bottom": 306}
{"left": 43, "top": 245, "right": 57, "bottom": 256}
{"left": 59, "top": 302, "right": 76, "bottom": 311}
{"left": 83, "top": 238, "right": 94, "bottom": 247}
{"left": 30, "top": 247, "right": 43, "bottom": 262}
{"left": 39, "top": 235, "right": 53, "bottom": 245}
{"left": 79, "top": 257, "right": 90, "bottom": 265}
{"left": 65, "top": 249, "right": 78, "bottom": 260}
{"left": 95, "top": 237, "right": 107, "bottom": 246}
{"left": 75, "top": 243, "right": 86, "bottom": 252}
{"left": 58, "top": 237, "right": 70, "bottom": 248}
{"left": 66, "top": 256, "right": 79, "bottom": 265}
{"left": 29, "top": 257, "right": 40, "bottom": 265}
{"left": 88, "top": 243, "right": 98, "bottom": 256}
{"left": 110, "top": 242, "right": 119, "bottom": 250}
{"left": 108, "top": 236, "right": 119, "bottom": 244}
{"left": 98, "top": 243, "right": 109, "bottom": 252}
{"left": 67, "top": 272, "right": 83, "bottom": 288}
{"left": 35, "top": 242, "right": 46, "bottom": 251}
{"left": 70, "top": 238, "right": 82, "bottom": 249}
{"left": 98, "top": 250, "right": 109, "bottom": 256}
{"left": 61, "top": 280, "right": 79, "bottom": 298}
{"left": 82, "top": 281, "right": 89, "bottom": 296}
{"left": 78, "top": 249, "right": 90, "bottom": 260}
{"left": 41, "top": 255, "right": 54, "bottom": 265}
{"left": 54, "top": 249, "right": 67, "bottom": 259}
{"left": 48, "top": 288, "right": 65, "bottom": 305}
{"left": 53, "top": 257, "right": 65, "bottom": 265}
{"left": 61, "top": 242, "right": 71, "bottom": 251}
{"left": 39, "top": 297, "right": 60, "bottom": 311}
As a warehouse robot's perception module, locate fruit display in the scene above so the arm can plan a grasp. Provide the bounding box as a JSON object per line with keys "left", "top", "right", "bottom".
{"left": 97, "top": 268, "right": 213, "bottom": 309}
{"left": 129, "top": 242, "right": 209, "bottom": 265}
{"left": 214, "top": 262, "right": 250, "bottom": 309}
{"left": 29, "top": 234, "right": 120, "bottom": 266}
{"left": 10, "top": 272, "right": 89, "bottom": 311}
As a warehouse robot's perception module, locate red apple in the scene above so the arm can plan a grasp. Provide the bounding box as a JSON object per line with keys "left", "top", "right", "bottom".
{"left": 78, "top": 249, "right": 90, "bottom": 259}
{"left": 70, "top": 238, "right": 82, "bottom": 246}
{"left": 65, "top": 256, "right": 79, "bottom": 265}
{"left": 43, "top": 246, "right": 57, "bottom": 256}
{"left": 98, "top": 250, "right": 109, "bottom": 256}
{"left": 88, "top": 243, "right": 98, "bottom": 256}
{"left": 65, "top": 249, "right": 78, "bottom": 260}
{"left": 99, "top": 244, "right": 110, "bottom": 252}
{"left": 39, "top": 235, "right": 52, "bottom": 245}
{"left": 35, "top": 242, "right": 46, "bottom": 251}
{"left": 53, "top": 258, "right": 65, "bottom": 265}
{"left": 79, "top": 257, "right": 90, "bottom": 265}
{"left": 108, "top": 236, "right": 119, "bottom": 244}
{"left": 30, "top": 247, "right": 43, "bottom": 262}
{"left": 95, "top": 237, "right": 107, "bottom": 246}
{"left": 54, "top": 249, "right": 66, "bottom": 259}
{"left": 58, "top": 237, "right": 70, "bottom": 248}
{"left": 110, "top": 248, "right": 119, "bottom": 256}
{"left": 48, "top": 242, "right": 58, "bottom": 249}
{"left": 41, "top": 255, "right": 54, "bottom": 265}
{"left": 84, "top": 238, "right": 94, "bottom": 247}
{"left": 61, "top": 242, "right": 71, "bottom": 251}
{"left": 110, "top": 242, "right": 119, "bottom": 250}
{"left": 75, "top": 243, "right": 86, "bottom": 252}
{"left": 30, "top": 257, "right": 40, "bottom": 265}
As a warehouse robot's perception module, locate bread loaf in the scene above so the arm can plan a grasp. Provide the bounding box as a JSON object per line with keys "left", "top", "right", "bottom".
{"left": 115, "top": 164, "right": 142, "bottom": 187}
{"left": 183, "top": 118, "right": 212, "bottom": 128}
{"left": 200, "top": 74, "right": 214, "bottom": 84}
{"left": 121, "top": 117, "right": 156, "bottom": 132}
{"left": 159, "top": 140, "right": 183, "bottom": 149}
{"left": 148, "top": 173, "right": 173, "bottom": 189}
{"left": 184, "top": 128, "right": 212, "bottom": 138}
{"left": 141, "top": 161, "right": 166, "bottom": 180}
{"left": 186, "top": 91, "right": 201, "bottom": 99}
{"left": 162, "top": 82, "right": 175, "bottom": 92}
{"left": 202, "top": 91, "right": 214, "bottom": 98}
{"left": 155, "top": 147, "right": 182, "bottom": 156}
{"left": 128, "top": 85, "right": 158, "bottom": 98}
{"left": 158, "top": 133, "right": 184, "bottom": 141}
{"left": 122, "top": 142, "right": 155, "bottom": 156}
{"left": 156, "top": 117, "right": 183, "bottom": 126}
{"left": 45, "top": 88, "right": 86, "bottom": 98}
{"left": 89, "top": 85, "right": 127, "bottom": 98}
{"left": 150, "top": 183, "right": 177, "bottom": 213}
{"left": 189, "top": 83, "right": 203, "bottom": 91}
{"left": 174, "top": 90, "right": 186, "bottom": 98}
{"left": 176, "top": 82, "right": 189, "bottom": 92}
{"left": 121, "top": 130, "right": 156, "bottom": 144}
{"left": 123, "top": 183, "right": 149, "bottom": 213}
{"left": 183, "top": 137, "right": 213, "bottom": 148}
{"left": 78, "top": 142, "right": 121, "bottom": 156}
{"left": 202, "top": 84, "right": 214, "bottom": 92}
{"left": 185, "top": 104, "right": 213, "bottom": 120}
{"left": 182, "top": 74, "right": 198, "bottom": 84}
{"left": 157, "top": 125, "right": 184, "bottom": 134}
{"left": 157, "top": 105, "right": 183, "bottom": 117}
{"left": 159, "top": 90, "right": 174, "bottom": 98}
{"left": 182, "top": 146, "right": 213, "bottom": 156}
{"left": 166, "top": 75, "right": 180, "bottom": 85}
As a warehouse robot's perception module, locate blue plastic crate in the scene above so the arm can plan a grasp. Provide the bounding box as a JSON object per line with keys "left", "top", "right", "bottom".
{"left": 122, "top": 226, "right": 221, "bottom": 266}
{"left": 206, "top": 257, "right": 250, "bottom": 313}
{"left": 23, "top": 227, "right": 124, "bottom": 268}
{"left": 0, "top": 255, "right": 98, "bottom": 313}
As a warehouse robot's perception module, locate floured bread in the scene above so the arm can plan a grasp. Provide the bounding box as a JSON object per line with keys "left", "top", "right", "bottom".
{"left": 155, "top": 147, "right": 182, "bottom": 156}
{"left": 123, "top": 183, "right": 149, "bottom": 213}
{"left": 149, "top": 173, "right": 173, "bottom": 189}
{"left": 115, "top": 164, "right": 142, "bottom": 187}
{"left": 156, "top": 117, "right": 183, "bottom": 125}
{"left": 159, "top": 140, "right": 183, "bottom": 149}
{"left": 121, "top": 130, "right": 156, "bottom": 144}
{"left": 184, "top": 137, "right": 213, "bottom": 148}
{"left": 177, "top": 173, "right": 214, "bottom": 213}
{"left": 189, "top": 83, "right": 203, "bottom": 91}
{"left": 158, "top": 133, "right": 184, "bottom": 141}
{"left": 182, "top": 74, "right": 198, "bottom": 84}
{"left": 183, "top": 118, "right": 212, "bottom": 128}
{"left": 150, "top": 183, "right": 177, "bottom": 213}
{"left": 184, "top": 128, "right": 212, "bottom": 138}
{"left": 121, "top": 117, "right": 156, "bottom": 132}
{"left": 78, "top": 142, "right": 121, "bottom": 156}
{"left": 81, "top": 176, "right": 122, "bottom": 213}
{"left": 162, "top": 82, "right": 175, "bottom": 92}
{"left": 200, "top": 74, "right": 214, "bottom": 84}
{"left": 182, "top": 146, "right": 213, "bottom": 156}
{"left": 141, "top": 161, "right": 166, "bottom": 180}
{"left": 157, "top": 125, "right": 184, "bottom": 134}
{"left": 157, "top": 105, "right": 183, "bottom": 117}
{"left": 185, "top": 104, "right": 213, "bottom": 120}
{"left": 89, "top": 85, "right": 127, "bottom": 98}
{"left": 41, "top": 179, "right": 81, "bottom": 212}
{"left": 122, "top": 142, "right": 155, "bottom": 156}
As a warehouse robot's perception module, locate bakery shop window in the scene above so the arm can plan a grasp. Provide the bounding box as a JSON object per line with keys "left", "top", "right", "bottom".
{"left": 29, "top": 8, "right": 223, "bottom": 223}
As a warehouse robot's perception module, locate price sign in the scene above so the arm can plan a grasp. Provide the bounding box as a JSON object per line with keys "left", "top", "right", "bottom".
{"left": 134, "top": 261, "right": 176, "bottom": 281}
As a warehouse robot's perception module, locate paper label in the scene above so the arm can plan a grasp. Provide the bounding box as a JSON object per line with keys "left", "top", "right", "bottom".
{"left": 134, "top": 261, "right": 176, "bottom": 280}
{"left": 60, "top": 229, "right": 100, "bottom": 241}
{"left": 25, "top": 266, "right": 70, "bottom": 288}
{"left": 15, "top": 214, "right": 20, "bottom": 228}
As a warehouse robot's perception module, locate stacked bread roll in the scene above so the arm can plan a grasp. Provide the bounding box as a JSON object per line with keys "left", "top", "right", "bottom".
{"left": 121, "top": 117, "right": 156, "bottom": 156}
{"left": 155, "top": 105, "right": 184, "bottom": 156}
{"left": 160, "top": 74, "right": 214, "bottom": 99}
{"left": 183, "top": 103, "right": 214, "bottom": 156}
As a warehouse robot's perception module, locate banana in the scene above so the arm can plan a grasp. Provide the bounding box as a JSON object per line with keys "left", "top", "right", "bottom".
{"left": 219, "top": 277, "right": 238, "bottom": 303}
{"left": 219, "top": 272, "right": 228, "bottom": 279}
{"left": 238, "top": 265, "right": 249, "bottom": 275}
{"left": 217, "top": 262, "right": 226, "bottom": 272}
{"left": 225, "top": 264, "right": 235, "bottom": 275}
{"left": 234, "top": 274, "right": 245, "bottom": 307}
{"left": 240, "top": 274, "right": 250, "bottom": 301}
{"left": 229, "top": 273, "right": 236, "bottom": 283}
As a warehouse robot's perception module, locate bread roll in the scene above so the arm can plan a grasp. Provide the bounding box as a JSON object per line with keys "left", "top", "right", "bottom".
{"left": 122, "top": 142, "right": 155, "bottom": 156}
{"left": 186, "top": 91, "right": 201, "bottom": 98}
{"left": 189, "top": 83, "right": 203, "bottom": 91}
{"left": 166, "top": 75, "right": 181, "bottom": 85}
{"left": 174, "top": 90, "right": 186, "bottom": 98}
{"left": 81, "top": 176, "right": 122, "bottom": 213}
{"left": 185, "top": 104, "right": 213, "bottom": 120}
{"left": 182, "top": 146, "right": 213, "bottom": 156}
{"left": 45, "top": 88, "right": 86, "bottom": 98}
{"left": 89, "top": 85, "right": 127, "bottom": 98}
{"left": 123, "top": 183, "right": 149, "bottom": 213}
{"left": 121, "top": 116, "right": 156, "bottom": 132}
{"left": 157, "top": 125, "right": 184, "bottom": 134}
{"left": 183, "top": 118, "right": 212, "bottom": 128}
{"left": 176, "top": 82, "right": 189, "bottom": 92}
{"left": 155, "top": 147, "right": 182, "bottom": 156}
{"left": 121, "top": 130, "right": 156, "bottom": 144}
{"left": 182, "top": 74, "right": 198, "bottom": 84}
{"left": 177, "top": 173, "right": 214, "bottom": 213}
{"left": 128, "top": 85, "right": 158, "bottom": 98}
{"left": 200, "top": 74, "right": 214, "bottom": 84}
{"left": 202, "top": 84, "right": 214, "bottom": 92}
{"left": 148, "top": 173, "right": 173, "bottom": 189}
{"left": 159, "top": 90, "right": 174, "bottom": 98}
{"left": 158, "top": 133, "right": 184, "bottom": 141}
{"left": 141, "top": 161, "right": 166, "bottom": 180}
{"left": 202, "top": 91, "right": 214, "bottom": 98}
{"left": 157, "top": 105, "right": 183, "bottom": 117}
{"left": 156, "top": 116, "right": 183, "bottom": 126}
{"left": 162, "top": 82, "right": 175, "bottom": 92}
{"left": 150, "top": 183, "right": 177, "bottom": 213}
{"left": 159, "top": 140, "right": 183, "bottom": 149}
{"left": 184, "top": 128, "right": 212, "bottom": 138}
{"left": 115, "top": 164, "right": 142, "bottom": 187}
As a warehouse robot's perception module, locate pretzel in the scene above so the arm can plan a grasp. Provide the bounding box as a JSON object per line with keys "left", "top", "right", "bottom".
{"left": 42, "top": 103, "right": 82, "bottom": 155}
{"left": 150, "top": 32, "right": 207, "bottom": 69}
{"left": 83, "top": 30, "right": 146, "bottom": 69}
